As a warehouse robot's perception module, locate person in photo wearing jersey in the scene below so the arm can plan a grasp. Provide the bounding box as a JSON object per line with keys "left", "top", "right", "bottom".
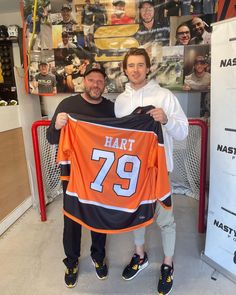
{"left": 26, "top": 5, "right": 47, "bottom": 50}
{"left": 136, "top": 0, "right": 170, "bottom": 46}
{"left": 115, "top": 47, "right": 188, "bottom": 295}
{"left": 47, "top": 62, "right": 115, "bottom": 288}
{"left": 57, "top": 3, "right": 77, "bottom": 42}
{"left": 81, "top": 0, "right": 95, "bottom": 49}
{"left": 32, "top": 61, "right": 57, "bottom": 94}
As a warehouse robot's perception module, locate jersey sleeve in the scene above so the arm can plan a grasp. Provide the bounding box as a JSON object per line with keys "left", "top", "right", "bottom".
{"left": 57, "top": 117, "right": 75, "bottom": 180}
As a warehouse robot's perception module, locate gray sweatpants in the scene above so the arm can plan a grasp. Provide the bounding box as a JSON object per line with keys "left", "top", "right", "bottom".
{"left": 133, "top": 200, "right": 176, "bottom": 258}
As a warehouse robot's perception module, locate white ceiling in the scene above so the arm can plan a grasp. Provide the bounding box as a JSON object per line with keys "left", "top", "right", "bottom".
{"left": 0, "top": 0, "right": 20, "bottom": 13}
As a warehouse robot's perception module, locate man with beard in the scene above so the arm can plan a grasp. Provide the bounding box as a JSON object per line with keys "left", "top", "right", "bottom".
{"left": 189, "top": 16, "right": 211, "bottom": 45}
{"left": 47, "top": 62, "right": 115, "bottom": 288}
{"left": 136, "top": 0, "right": 169, "bottom": 46}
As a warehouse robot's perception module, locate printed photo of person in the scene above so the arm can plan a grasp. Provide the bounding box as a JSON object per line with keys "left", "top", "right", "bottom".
{"left": 57, "top": 31, "right": 77, "bottom": 48}
{"left": 29, "top": 50, "right": 57, "bottom": 95}
{"left": 51, "top": 3, "right": 78, "bottom": 42}
{"left": 179, "top": 0, "right": 192, "bottom": 16}
{"left": 93, "top": 0, "right": 108, "bottom": 29}
{"left": 189, "top": 16, "right": 212, "bottom": 45}
{"left": 25, "top": 3, "right": 49, "bottom": 51}
{"left": 135, "top": 0, "right": 170, "bottom": 46}
{"left": 169, "top": 15, "right": 192, "bottom": 45}
{"left": 183, "top": 44, "right": 211, "bottom": 92}
{"left": 53, "top": 48, "right": 92, "bottom": 93}
{"left": 175, "top": 22, "right": 191, "bottom": 45}
{"left": 81, "top": 0, "right": 95, "bottom": 50}
{"left": 111, "top": 0, "right": 135, "bottom": 24}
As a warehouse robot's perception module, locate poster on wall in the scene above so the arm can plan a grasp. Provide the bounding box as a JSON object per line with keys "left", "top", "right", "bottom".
{"left": 22, "top": 0, "right": 218, "bottom": 96}
{"left": 202, "top": 17, "right": 236, "bottom": 283}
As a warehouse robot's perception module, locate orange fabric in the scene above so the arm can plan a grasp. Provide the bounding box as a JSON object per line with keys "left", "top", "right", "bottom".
{"left": 57, "top": 117, "right": 170, "bottom": 212}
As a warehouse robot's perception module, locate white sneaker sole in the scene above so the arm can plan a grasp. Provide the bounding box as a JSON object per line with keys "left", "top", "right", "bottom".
{"left": 122, "top": 260, "right": 149, "bottom": 281}
{"left": 91, "top": 258, "right": 108, "bottom": 280}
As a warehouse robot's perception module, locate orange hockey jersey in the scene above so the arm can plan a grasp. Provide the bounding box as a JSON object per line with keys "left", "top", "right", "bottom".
{"left": 57, "top": 113, "right": 171, "bottom": 233}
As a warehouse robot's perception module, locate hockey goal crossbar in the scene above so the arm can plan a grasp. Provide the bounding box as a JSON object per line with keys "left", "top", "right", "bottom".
{"left": 31, "top": 119, "right": 208, "bottom": 233}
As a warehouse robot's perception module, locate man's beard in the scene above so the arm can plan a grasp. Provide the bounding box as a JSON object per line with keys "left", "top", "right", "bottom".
{"left": 85, "top": 87, "right": 103, "bottom": 101}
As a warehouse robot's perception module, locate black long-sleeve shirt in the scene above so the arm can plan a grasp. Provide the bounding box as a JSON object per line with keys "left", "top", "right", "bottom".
{"left": 46, "top": 94, "right": 115, "bottom": 145}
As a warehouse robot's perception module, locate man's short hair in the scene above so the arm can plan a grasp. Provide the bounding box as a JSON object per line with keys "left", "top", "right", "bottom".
{"left": 112, "top": 0, "right": 125, "bottom": 6}
{"left": 62, "top": 31, "right": 69, "bottom": 38}
{"left": 83, "top": 62, "right": 106, "bottom": 78}
{"left": 122, "top": 47, "right": 151, "bottom": 70}
{"left": 139, "top": 0, "right": 154, "bottom": 9}
{"left": 61, "top": 3, "right": 72, "bottom": 11}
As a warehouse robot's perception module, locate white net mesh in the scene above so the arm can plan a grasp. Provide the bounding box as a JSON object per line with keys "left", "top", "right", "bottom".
{"left": 37, "top": 126, "right": 62, "bottom": 203}
{"left": 170, "top": 124, "right": 201, "bottom": 199}
{"left": 36, "top": 123, "right": 202, "bottom": 203}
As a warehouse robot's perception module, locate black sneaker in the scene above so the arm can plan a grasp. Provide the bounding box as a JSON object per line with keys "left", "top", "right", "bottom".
{"left": 122, "top": 252, "right": 149, "bottom": 280}
{"left": 92, "top": 258, "right": 108, "bottom": 280}
{"left": 157, "top": 263, "right": 174, "bottom": 295}
{"left": 64, "top": 262, "right": 79, "bottom": 288}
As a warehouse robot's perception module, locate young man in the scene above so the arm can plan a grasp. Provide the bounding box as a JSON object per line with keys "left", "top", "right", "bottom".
{"left": 175, "top": 23, "right": 191, "bottom": 45}
{"left": 47, "top": 62, "right": 115, "bottom": 288}
{"left": 57, "top": 31, "right": 77, "bottom": 48}
{"left": 183, "top": 55, "right": 211, "bottom": 91}
{"left": 111, "top": 0, "right": 134, "bottom": 24}
{"left": 81, "top": 0, "right": 95, "bottom": 49}
{"left": 136, "top": 0, "right": 170, "bottom": 46}
{"left": 57, "top": 3, "right": 77, "bottom": 41}
{"left": 115, "top": 48, "right": 188, "bottom": 295}
{"left": 32, "top": 61, "right": 57, "bottom": 94}
{"left": 26, "top": 5, "right": 47, "bottom": 50}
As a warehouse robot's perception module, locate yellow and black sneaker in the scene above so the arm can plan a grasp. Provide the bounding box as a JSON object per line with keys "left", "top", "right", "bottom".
{"left": 122, "top": 252, "right": 149, "bottom": 280}
{"left": 64, "top": 262, "right": 79, "bottom": 288}
{"left": 92, "top": 258, "right": 108, "bottom": 280}
{"left": 157, "top": 263, "right": 174, "bottom": 295}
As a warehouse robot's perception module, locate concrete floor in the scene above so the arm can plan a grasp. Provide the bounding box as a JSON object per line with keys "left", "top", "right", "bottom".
{"left": 0, "top": 195, "right": 235, "bottom": 295}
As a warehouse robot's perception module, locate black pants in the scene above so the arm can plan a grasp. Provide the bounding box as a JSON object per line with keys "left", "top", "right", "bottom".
{"left": 62, "top": 181, "right": 106, "bottom": 268}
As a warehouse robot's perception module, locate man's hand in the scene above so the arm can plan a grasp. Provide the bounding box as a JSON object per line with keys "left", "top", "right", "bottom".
{"left": 55, "top": 112, "right": 68, "bottom": 130}
{"left": 146, "top": 108, "right": 168, "bottom": 125}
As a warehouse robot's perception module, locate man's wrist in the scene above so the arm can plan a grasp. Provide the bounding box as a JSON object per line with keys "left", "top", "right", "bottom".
{"left": 162, "top": 119, "right": 168, "bottom": 125}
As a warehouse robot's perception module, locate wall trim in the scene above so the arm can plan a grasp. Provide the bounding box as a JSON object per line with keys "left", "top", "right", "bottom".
{"left": 0, "top": 197, "right": 32, "bottom": 236}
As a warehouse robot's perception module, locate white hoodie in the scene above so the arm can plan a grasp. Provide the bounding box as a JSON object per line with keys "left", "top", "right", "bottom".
{"left": 115, "top": 80, "right": 188, "bottom": 172}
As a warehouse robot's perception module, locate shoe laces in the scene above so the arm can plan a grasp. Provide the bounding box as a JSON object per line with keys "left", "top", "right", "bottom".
{"left": 129, "top": 254, "right": 143, "bottom": 270}
{"left": 66, "top": 266, "right": 77, "bottom": 275}
{"left": 94, "top": 260, "right": 106, "bottom": 270}
{"left": 160, "top": 264, "right": 173, "bottom": 283}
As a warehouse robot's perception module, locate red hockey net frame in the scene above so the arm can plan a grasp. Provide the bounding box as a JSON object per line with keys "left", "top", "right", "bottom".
{"left": 32, "top": 119, "right": 208, "bottom": 233}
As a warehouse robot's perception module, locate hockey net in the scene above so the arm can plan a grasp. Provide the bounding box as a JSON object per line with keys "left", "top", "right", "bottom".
{"left": 32, "top": 119, "right": 208, "bottom": 232}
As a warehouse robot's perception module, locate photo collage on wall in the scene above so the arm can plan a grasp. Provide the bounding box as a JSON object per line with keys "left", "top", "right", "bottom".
{"left": 23, "top": 0, "right": 234, "bottom": 114}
